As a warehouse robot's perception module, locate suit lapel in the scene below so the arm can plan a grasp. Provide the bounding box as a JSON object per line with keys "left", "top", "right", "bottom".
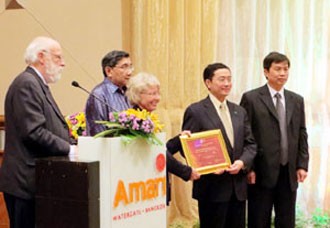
{"left": 227, "top": 101, "right": 239, "bottom": 149}
{"left": 202, "top": 97, "right": 222, "bottom": 128}
{"left": 44, "top": 86, "right": 66, "bottom": 124}
{"left": 258, "top": 85, "right": 279, "bottom": 121}
{"left": 27, "top": 67, "right": 66, "bottom": 124}
{"left": 284, "top": 90, "right": 294, "bottom": 125}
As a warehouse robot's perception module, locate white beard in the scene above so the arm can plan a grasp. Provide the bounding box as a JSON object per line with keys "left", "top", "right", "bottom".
{"left": 45, "top": 60, "right": 63, "bottom": 83}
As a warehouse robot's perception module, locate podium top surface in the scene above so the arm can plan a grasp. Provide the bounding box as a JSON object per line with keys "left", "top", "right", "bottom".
{"left": 36, "top": 155, "right": 98, "bottom": 164}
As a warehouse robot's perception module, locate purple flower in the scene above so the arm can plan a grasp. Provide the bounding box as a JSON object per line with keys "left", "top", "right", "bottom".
{"left": 109, "top": 112, "right": 116, "bottom": 122}
{"left": 132, "top": 119, "right": 140, "bottom": 130}
{"left": 118, "top": 112, "right": 128, "bottom": 123}
{"left": 70, "top": 119, "right": 78, "bottom": 125}
{"left": 140, "top": 119, "right": 154, "bottom": 133}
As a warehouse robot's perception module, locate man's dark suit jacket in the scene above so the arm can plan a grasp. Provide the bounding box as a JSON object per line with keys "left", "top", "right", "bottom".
{"left": 240, "top": 84, "right": 309, "bottom": 191}
{"left": 0, "top": 67, "right": 71, "bottom": 200}
{"left": 168, "top": 96, "right": 256, "bottom": 202}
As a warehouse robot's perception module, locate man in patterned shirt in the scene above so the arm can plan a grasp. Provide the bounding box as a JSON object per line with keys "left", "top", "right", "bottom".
{"left": 85, "top": 50, "right": 133, "bottom": 136}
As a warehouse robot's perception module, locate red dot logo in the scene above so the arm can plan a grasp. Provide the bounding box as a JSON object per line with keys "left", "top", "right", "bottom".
{"left": 155, "top": 153, "right": 165, "bottom": 172}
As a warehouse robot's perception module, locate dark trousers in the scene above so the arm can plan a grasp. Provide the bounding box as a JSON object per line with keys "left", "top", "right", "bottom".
{"left": 4, "top": 193, "right": 35, "bottom": 228}
{"left": 198, "top": 194, "right": 246, "bottom": 228}
{"left": 248, "top": 165, "right": 297, "bottom": 228}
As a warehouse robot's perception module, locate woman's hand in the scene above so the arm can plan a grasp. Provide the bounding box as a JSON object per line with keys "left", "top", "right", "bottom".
{"left": 180, "top": 130, "right": 191, "bottom": 137}
{"left": 190, "top": 169, "right": 201, "bottom": 180}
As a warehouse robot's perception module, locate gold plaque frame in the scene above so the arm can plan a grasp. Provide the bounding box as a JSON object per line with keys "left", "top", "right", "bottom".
{"left": 179, "top": 129, "right": 231, "bottom": 175}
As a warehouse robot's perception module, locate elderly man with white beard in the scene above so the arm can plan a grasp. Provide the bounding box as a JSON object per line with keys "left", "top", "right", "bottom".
{"left": 0, "top": 36, "right": 77, "bottom": 228}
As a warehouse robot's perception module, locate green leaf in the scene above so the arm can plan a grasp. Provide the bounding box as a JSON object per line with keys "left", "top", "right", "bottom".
{"left": 93, "top": 129, "right": 120, "bottom": 138}
{"left": 121, "top": 134, "right": 137, "bottom": 145}
{"left": 94, "top": 120, "right": 163, "bottom": 146}
{"left": 95, "top": 121, "right": 124, "bottom": 129}
{"left": 128, "top": 129, "right": 141, "bottom": 136}
{"left": 149, "top": 133, "right": 163, "bottom": 146}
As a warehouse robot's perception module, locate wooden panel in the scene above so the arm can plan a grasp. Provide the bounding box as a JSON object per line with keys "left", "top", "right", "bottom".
{"left": 0, "top": 114, "right": 4, "bottom": 156}
{"left": 35, "top": 157, "right": 99, "bottom": 228}
{"left": 0, "top": 193, "right": 9, "bottom": 228}
{"left": 0, "top": 115, "right": 9, "bottom": 228}
{"left": 0, "top": 115, "right": 4, "bottom": 130}
{"left": 0, "top": 114, "right": 5, "bottom": 164}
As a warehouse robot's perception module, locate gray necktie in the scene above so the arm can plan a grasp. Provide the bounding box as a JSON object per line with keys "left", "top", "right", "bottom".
{"left": 275, "top": 93, "right": 288, "bottom": 165}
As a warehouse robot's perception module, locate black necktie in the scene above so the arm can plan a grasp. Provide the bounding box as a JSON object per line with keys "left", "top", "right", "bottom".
{"left": 275, "top": 93, "right": 288, "bottom": 165}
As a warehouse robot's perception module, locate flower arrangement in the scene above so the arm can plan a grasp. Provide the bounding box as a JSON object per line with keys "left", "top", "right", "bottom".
{"left": 94, "top": 108, "right": 164, "bottom": 145}
{"left": 65, "top": 112, "right": 87, "bottom": 141}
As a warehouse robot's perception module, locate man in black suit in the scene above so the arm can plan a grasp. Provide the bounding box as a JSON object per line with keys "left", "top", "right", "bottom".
{"left": 172, "top": 63, "right": 256, "bottom": 227}
{"left": 0, "top": 36, "right": 76, "bottom": 228}
{"left": 240, "top": 52, "right": 309, "bottom": 228}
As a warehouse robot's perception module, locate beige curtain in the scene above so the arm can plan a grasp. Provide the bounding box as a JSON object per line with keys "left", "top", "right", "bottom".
{"left": 122, "top": 0, "right": 219, "bottom": 226}
{"left": 123, "top": 0, "right": 330, "bottom": 225}
{"left": 216, "top": 0, "right": 330, "bottom": 216}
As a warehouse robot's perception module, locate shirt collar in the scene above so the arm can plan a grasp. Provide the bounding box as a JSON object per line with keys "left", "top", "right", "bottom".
{"left": 209, "top": 93, "right": 228, "bottom": 109}
{"left": 104, "top": 78, "right": 125, "bottom": 94}
{"left": 30, "top": 66, "right": 47, "bottom": 85}
{"left": 267, "top": 83, "right": 284, "bottom": 98}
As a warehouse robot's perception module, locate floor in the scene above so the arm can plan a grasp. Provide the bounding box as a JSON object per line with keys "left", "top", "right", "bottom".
{"left": 0, "top": 193, "right": 9, "bottom": 228}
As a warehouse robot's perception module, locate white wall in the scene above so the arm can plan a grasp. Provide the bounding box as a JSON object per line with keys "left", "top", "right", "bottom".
{"left": 0, "top": 0, "right": 123, "bottom": 115}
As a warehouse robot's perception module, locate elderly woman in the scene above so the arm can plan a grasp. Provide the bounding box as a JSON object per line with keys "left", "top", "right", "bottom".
{"left": 126, "top": 72, "right": 160, "bottom": 112}
{"left": 126, "top": 72, "right": 200, "bottom": 204}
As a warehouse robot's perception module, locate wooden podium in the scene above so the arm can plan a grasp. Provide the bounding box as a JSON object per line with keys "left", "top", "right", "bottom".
{"left": 78, "top": 133, "right": 166, "bottom": 228}
{"left": 35, "top": 157, "right": 100, "bottom": 228}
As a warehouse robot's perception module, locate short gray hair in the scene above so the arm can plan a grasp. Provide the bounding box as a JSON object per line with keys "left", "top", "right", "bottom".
{"left": 126, "top": 72, "right": 160, "bottom": 106}
{"left": 24, "top": 36, "right": 60, "bottom": 65}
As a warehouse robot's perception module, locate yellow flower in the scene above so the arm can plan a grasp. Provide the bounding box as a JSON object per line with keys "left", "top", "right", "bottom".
{"left": 125, "top": 109, "right": 164, "bottom": 133}
{"left": 150, "top": 113, "right": 164, "bottom": 133}
{"left": 71, "top": 130, "right": 78, "bottom": 139}
{"left": 65, "top": 112, "right": 86, "bottom": 141}
{"left": 95, "top": 108, "right": 163, "bottom": 145}
{"left": 125, "top": 108, "right": 149, "bottom": 120}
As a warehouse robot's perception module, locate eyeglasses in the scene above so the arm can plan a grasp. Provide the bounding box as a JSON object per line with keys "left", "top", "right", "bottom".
{"left": 113, "top": 64, "right": 134, "bottom": 72}
{"left": 42, "top": 50, "right": 63, "bottom": 61}
{"left": 141, "top": 91, "right": 161, "bottom": 97}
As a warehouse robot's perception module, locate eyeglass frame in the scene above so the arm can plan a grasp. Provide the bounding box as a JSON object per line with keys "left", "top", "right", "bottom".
{"left": 112, "top": 64, "right": 134, "bottom": 72}
{"left": 42, "top": 50, "right": 64, "bottom": 62}
{"left": 140, "top": 91, "right": 161, "bottom": 97}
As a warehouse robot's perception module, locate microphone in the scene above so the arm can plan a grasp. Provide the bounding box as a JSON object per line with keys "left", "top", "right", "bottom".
{"left": 71, "top": 81, "right": 118, "bottom": 111}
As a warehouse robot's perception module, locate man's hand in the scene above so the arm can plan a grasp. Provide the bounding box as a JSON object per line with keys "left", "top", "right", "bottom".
{"left": 213, "top": 168, "right": 225, "bottom": 175}
{"left": 247, "top": 171, "right": 256, "bottom": 184}
{"left": 226, "top": 160, "right": 244, "bottom": 174}
{"left": 297, "top": 169, "right": 308, "bottom": 182}
{"left": 190, "top": 169, "right": 201, "bottom": 180}
{"left": 69, "top": 145, "right": 78, "bottom": 157}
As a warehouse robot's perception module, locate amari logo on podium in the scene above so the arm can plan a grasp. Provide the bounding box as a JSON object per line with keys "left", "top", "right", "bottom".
{"left": 112, "top": 152, "right": 166, "bottom": 223}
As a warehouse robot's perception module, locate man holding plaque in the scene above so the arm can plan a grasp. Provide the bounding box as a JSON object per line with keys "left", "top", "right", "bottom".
{"left": 240, "top": 52, "right": 309, "bottom": 228}
{"left": 174, "top": 63, "right": 256, "bottom": 227}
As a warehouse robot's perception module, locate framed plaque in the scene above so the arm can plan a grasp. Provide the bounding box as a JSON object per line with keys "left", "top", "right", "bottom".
{"left": 179, "top": 129, "right": 231, "bottom": 175}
